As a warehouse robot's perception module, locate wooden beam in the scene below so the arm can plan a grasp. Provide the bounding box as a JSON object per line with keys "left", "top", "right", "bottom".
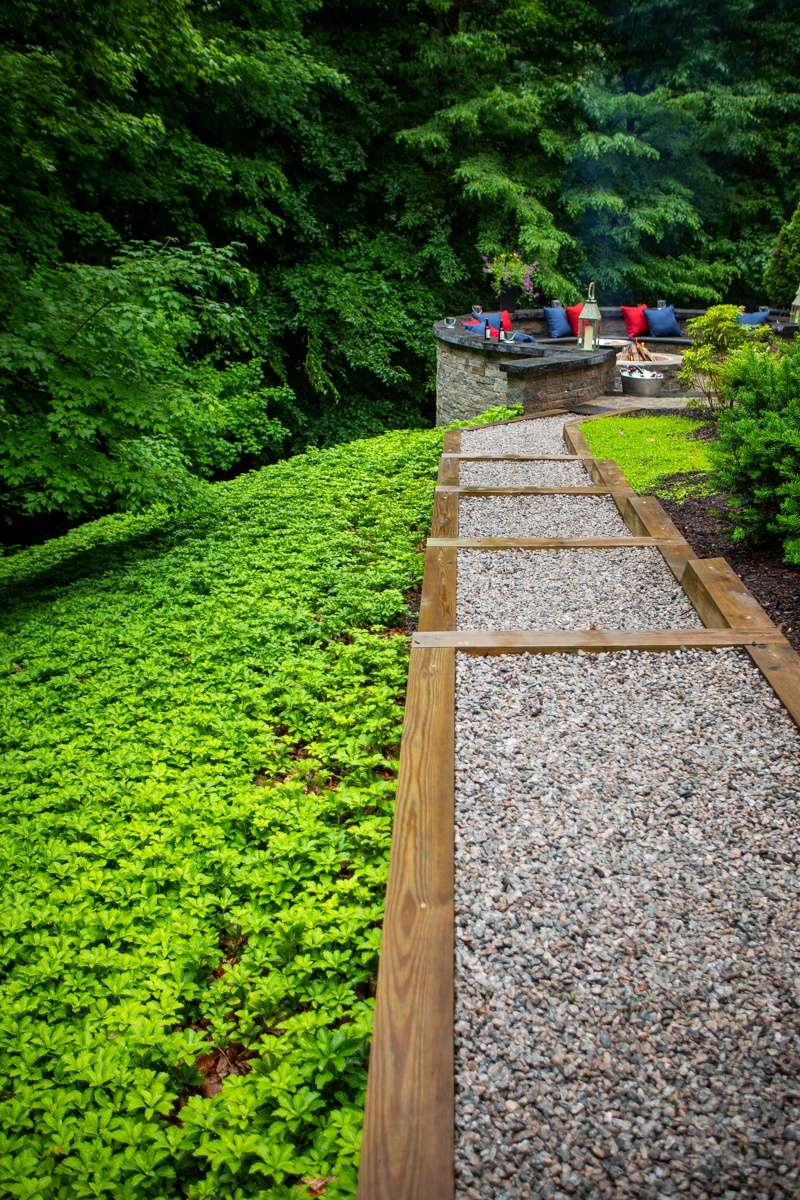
{"left": 444, "top": 453, "right": 582, "bottom": 463}
{"left": 357, "top": 647, "right": 455, "bottom": 1200}
{"left": 435, "top": 485, "right": 610, "bottom": 497}
{"left": 562, "top": 421, "right": 592, "bottom": 457}
{"left": 427, "top": 536, "right": 681, "bottom": 549}
{"left": 746, "top": 644, "right": 800, "bottom": 730}
{"left": 624, "top": 495, "right": 686, "bottom": 540}
{"left": 442, "top": 430, "right": 461, "bottom": 453}
{"left": 412, "top": 629, "right": 787, "bottom": 653}
{"left": 431, "top": 490, "right": 458, "bottom": 538}
{"left": 418, "top": 545, "right": 457, "bottom": 632}
{"left": 437, "top": 456, "right": 459, "bottom": 486}
{"left": 682, "top": 556, "right": 776, "bottom": 632}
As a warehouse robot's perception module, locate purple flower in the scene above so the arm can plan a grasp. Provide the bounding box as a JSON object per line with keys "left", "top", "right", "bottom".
{"left": 482, "top": 266, "right": 491, "bottom": 273}
{"left": 523, "top": 270, "right": 532, "bottom": 292}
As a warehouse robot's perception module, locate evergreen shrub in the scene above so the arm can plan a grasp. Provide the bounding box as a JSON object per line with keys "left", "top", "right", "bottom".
{"left": 712, "top": 340, "right": 800, "bottom": 564}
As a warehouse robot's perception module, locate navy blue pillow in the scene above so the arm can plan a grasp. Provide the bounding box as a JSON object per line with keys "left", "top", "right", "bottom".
{"left": 543, "top": 306, "right": 573, "bottom": 338}
{"left": 462, "top": 320, "right": 486, "bottom": 335}
{"left": 644, "top": 305, "right": 682, "bottom": 337}
{"left": 737, "top": 310, "right": 770, "bottom": 325}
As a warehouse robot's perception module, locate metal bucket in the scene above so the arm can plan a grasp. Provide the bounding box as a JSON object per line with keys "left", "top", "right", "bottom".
{"left": 621, "top": 373, "right": 663, "bottom": 397}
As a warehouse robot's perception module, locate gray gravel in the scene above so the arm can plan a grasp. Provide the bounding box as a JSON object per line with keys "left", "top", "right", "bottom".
{"left": 454, "top": 648, "right": 800, "bottom": 1200}
{"left": 460, "top": 417, "right": 573, "bottom": 458}
{"left": 459, "top": 494, "right": 631, "bottom": 539}
{"left": 459, "top": 460, "right": 590, "bottom": 488}
{"left": 456, "top": 548, "right": 702, "bottom": 630}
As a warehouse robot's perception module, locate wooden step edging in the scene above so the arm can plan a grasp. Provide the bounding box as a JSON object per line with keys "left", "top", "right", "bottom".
{"left": 358, "top": 408, "right": 800, "bottom": 1200}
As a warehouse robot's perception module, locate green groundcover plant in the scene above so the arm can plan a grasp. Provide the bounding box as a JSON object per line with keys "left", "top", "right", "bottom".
{"left": 579, "top": 414, "right": 713, "bottom": 498}
{"left": 0, "top": 407, "right": 517, "bottom": 1200}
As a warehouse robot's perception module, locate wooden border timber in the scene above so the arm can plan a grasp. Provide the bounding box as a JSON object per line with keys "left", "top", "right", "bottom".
{"left": 412, "top": 629, "right": 787, "bottom": 653}
{"left": 418, "top": 545, "right": 457, "bottom": 632}
{"left": 443, "top": 453, "right": 582, "bottom": 463}
{"left": 431, "top": 489, "right": 458, "bottom": 538}
{"left": 428, "top": 536, "right": 681, "bottom": 550}
{"left": 436, "top": 484, "right": 611, "bottom": 497}
{"left": 358, "top": 646, "right": 455, "bottom": 1200}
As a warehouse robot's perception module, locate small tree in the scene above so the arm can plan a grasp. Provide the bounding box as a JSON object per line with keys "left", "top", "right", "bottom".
{"left": 763, "top": 206, "right": 800, "bottom": 308}
{"left": 679, "top": 304, "right": 770, "bottom": 412}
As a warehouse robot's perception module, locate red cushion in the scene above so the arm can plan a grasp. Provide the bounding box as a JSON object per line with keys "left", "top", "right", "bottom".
{"left": 566, "top": 303, "right": 583, "bottom": 335}
{"left": 500, "top": 309, "right": 512, "bottom": 331}
{"left": 621, "top": 304, "right": 648, "bottom": 337}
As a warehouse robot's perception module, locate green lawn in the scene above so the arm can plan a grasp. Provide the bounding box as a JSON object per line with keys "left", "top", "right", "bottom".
{"left": 0, "top": 407, "right": 515, "bottom": 1200}
{"left": 580, "top": 414, "right": 714, "bottom": 496}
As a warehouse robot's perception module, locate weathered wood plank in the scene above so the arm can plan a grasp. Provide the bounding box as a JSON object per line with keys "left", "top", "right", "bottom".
{"left": 357, "top": 646, "right": 455, "bottom": 1200}
{"left": 431, "top": 490, "right": 458, "bottom": 538}
{"left": 442, "top": 430, "right": 461, "bottom": 453}
{"left": 427, "top": 536, "right": 678, "bottom": 549}
{"left": 746, "top": 644, "right": 800, "bottom": 730}
{"left": 418, "top": 546, "right": 457, "bottom": 632}
{"left": 412, "top": 629, "right": 787, "bottom": 653}
{"left": 683, "top": 557, "right": 776, "bottom": 631}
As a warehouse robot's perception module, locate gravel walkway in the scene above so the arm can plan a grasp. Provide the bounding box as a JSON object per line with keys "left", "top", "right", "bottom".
{"left": 459, "top": 494, "right": 631, "bottom": 539}
{"left": 460, "top": 417, "right": 573, "bottom": 458}
{"left": 459, "top": 460, "right": 590, "bottom": 488}
{"left": 456, "top": 548, "right": 702, "bottom": 630}
{"left": 454, "top": 649, "right": 800, "bottom": 1200}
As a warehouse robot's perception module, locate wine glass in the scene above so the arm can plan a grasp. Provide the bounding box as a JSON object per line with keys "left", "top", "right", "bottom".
{"left": 444, "top": 317, "right": 457, "bottom": 328}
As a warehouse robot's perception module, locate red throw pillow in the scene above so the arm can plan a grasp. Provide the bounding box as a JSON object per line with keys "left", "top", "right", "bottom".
{"left": 500, "top": 309, "right": 512, "bottom": 331}
{"left": 621, "top": 304, "right": 648, "bottom": 337}
{"left": 566, "top": 303, "right": 583, "bottom": 335}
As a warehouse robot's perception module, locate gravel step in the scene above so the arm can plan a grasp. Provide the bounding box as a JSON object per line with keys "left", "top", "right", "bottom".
{"left": 454, "top": 648, "right": 800, "bottom": 1199}
{"left": 459, "top": 460, "right": 590, "bottom": 488}
{"left": 456, "top": 548, "right": 702, "bottom": 631}
{"left": 460, "top": 418, "right": 573, "bottom": 458}
{"left": 459, "top": 494, "right": 631, "bottom": 539}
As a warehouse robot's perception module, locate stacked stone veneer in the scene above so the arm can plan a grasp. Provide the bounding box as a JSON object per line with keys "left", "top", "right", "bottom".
{"left": 435, "top": 338, "right": 615, "bottom": 425}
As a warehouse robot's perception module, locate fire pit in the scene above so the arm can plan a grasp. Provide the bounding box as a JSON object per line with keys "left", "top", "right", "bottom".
{"left": 614, "top": 341, "right": 685, "bottom": 394}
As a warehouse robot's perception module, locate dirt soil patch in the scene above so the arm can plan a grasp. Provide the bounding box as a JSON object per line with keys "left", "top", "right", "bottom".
{"left": 660, "top": 486, "right": 800, "bottom": 651}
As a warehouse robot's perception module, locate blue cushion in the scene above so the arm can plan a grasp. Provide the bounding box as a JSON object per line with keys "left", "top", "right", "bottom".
{"left": 543, "top": 306, "right": 573, "bottom": 338}
{"left": 737, "top": 310, "right": 770, "bottom": 325}
{"left": 462, "top": 320, "right": 485, "bottom": 335}
{"left": 644, "top": 305, "right": 682, "bottom": 337}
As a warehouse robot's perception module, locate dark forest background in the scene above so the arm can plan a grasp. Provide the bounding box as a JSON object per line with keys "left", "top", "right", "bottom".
{"left": 2, "top": 0, "right": 799, "bottom": 526}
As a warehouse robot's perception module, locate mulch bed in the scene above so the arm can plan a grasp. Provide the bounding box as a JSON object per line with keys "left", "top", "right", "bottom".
{"left": 660, "top": 486, "right": 800, "bottom": 652}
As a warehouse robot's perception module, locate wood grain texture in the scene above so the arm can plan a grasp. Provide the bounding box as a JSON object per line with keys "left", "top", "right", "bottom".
{"left": 431, "top": 490, "right": 458, "bottom": 538}
{"left": 418, "top": 546, "right": 457, "bottom": 632}
{"left": 683, "top": 557, "right": 776, "bottom": 631}
{"left": 442, "top": 430, "right": 461, "bottom": 453}
{"left": 427, "top": 536, "right": 678, "bottom": 549}
{"left": 357, "top": 646, "right": 455, "bottom": 1200}
{"left": 412, "top": 629, "right": 787, "bottom": 653}
{"left": 746, "top": 644, "right": 800, "bottom": 730}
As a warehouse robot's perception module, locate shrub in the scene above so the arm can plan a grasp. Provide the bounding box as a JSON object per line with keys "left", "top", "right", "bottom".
{"left": 679, "top": 304, "right": 769, "bottom": 411}
{"left": 763, "top": 206, "right": 800, "bottom": 308}
{"left": 712, "top": 338, "right": 800, "bottom": 563}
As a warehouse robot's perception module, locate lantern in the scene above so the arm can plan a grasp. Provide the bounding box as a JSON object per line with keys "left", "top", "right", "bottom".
{"left": 579, "top": 281, "right": 602, "bottom": 350}
{"left": 791, "top": 282, "right": 800, "bottom": 325}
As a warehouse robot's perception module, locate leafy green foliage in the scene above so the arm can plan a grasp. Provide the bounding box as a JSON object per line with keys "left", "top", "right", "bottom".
{"left": 0, "top": 241, "right": 291, "bottom": 520}
{"left": 712, "top": 339, "right": 800, "bottom": 563}
{"left": 2, "top": 0, "right": 800, "bottom": 525}
{"left": 0, "top": 406, "right": 516, "bottom": 1199}
{"left": 679, "top": 304, "right": 770, "bottom": 411}
{"left": 764, "top": 205, "right": 800, "bottom": 307}
{"left": 580, "top": 413, "right": 712, "bottom": 497}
